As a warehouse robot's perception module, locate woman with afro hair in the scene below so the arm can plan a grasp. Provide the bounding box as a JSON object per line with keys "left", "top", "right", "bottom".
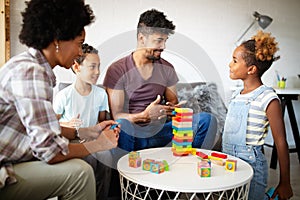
{"left": 0, "top": 0, "right": 119, "bottom": 199}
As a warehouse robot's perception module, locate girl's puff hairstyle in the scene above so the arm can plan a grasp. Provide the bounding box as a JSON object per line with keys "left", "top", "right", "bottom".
{"left": 75, "top": 43, "right": 98, "bottom": 65}
{"left": 241, "top": 30, "right": 280, "bottom": 77}
{"left": 19, "top": 0, "right": 95, "bottom": 50}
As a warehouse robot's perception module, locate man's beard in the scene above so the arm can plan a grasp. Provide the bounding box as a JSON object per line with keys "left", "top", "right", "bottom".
{"left": 146, "top": 49, "right": 163, "bottom": 61}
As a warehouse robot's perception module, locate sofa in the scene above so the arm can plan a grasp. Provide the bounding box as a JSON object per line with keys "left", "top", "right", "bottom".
{"left": 58, "top": 81, "right": 227, "bottom": 150}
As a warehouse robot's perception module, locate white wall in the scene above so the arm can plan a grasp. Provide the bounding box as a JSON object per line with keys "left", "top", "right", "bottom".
{"left": 9, "top": 0, "right": 300, "bottom": 145}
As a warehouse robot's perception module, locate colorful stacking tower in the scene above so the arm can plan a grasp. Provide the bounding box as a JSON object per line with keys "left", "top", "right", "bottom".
{"left": 172, "top": 108, "right": 193, "bottom": 156}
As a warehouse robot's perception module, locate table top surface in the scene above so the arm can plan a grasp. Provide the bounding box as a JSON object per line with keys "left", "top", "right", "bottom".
{"left": 230, "top": 86, "right": 300, "bottom": 95}
{"left": 274, "top": 88, "right": 300, "bottom": 95}
{"left": 117, "top": 147, "right": 253, "bottom": 193}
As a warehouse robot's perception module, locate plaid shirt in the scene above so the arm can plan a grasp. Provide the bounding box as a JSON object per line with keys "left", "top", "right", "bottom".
{"left": 0, "top": 48, "right": 69, "bottom": 188}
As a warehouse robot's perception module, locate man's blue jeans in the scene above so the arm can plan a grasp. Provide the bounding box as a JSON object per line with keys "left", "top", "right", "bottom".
{"left": 117, "top": 112, "right": 217, "bottom": 152}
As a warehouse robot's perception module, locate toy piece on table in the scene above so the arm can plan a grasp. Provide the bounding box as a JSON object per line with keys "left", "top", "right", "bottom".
{"left": 210, "top": 159, "right": 225, "bottom": 166}
{"left": 208, "top": 155, "right": 225, "bottom": 166}
{"left": 211, "top": 152, "right": 228, "bottom": 159}
{"left": 142, "top": 159, "right": 155, "bottom": 171}
{"left": 196, "top": 151, "right": 208, "bottom": 159}
{"left": 198, "top": 160, "right": 211, "bottom": 177}
{"left": 162, "top": 160, "right": 169, "bottom": 171}
{"left": 198, "top": 159, "right": 211, "bottom": 167}
{"left": 129, "top": 157, "right": 141, "bottom": 168}
{"left": 128, "top": 151, "right": 141, "bottom": 168}
{"left": 150, "top": 161, "right": 165, "bottom": 174}
{"left": 191, "top": 148, "right": 197, "bottom": 155}
{"left": 142, "top": 159, "right": 169, "bottom": 174}
{"left": 225, "top": 159, "right": 237, "bottom": 172}
{"left": 172, "top": 108, "right": 193, "bottom": 156}
{"left": 128, "top": 151, "right": 140, "bottom": 159}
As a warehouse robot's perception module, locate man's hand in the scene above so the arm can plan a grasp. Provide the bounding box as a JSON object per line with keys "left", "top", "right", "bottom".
{"left": 164, "top": 100, "right": 187, "bottom": 116}
{"left": 143, "top": 95, "right": 169, "bottom": 121}
{"left": 166, "top": 100, "right": 187, "bottom": 108}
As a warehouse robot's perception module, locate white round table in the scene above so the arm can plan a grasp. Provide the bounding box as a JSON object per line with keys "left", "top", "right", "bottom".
{"left": 117, "top": 147, "right": 253, "bottom": 200}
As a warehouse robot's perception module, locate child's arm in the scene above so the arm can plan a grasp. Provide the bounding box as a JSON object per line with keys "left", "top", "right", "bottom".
{"left": 98, "top": 110, "right": 108, "bottom": 122}
{"left": 267, "top": 99, "right": 293, "bottom": 200}
{"left": 56, "top": 114, "right": 78, "bottom": 139}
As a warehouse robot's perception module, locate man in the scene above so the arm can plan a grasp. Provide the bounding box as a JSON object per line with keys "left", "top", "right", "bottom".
{"left": 103, "top": 9, "right": 217, "bottom": 154}
{"left": 0, "top": 0, "right": 119, "bottom": 199}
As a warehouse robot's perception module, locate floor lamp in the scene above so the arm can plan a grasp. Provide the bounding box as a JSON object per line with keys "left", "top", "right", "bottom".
{"left": 236, "top": 11, "right": 273, "bottom": 45}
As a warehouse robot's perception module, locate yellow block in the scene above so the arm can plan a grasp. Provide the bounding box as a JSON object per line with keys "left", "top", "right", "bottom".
{"left": 174, "top": 107, "right": 193, "bottom": 113}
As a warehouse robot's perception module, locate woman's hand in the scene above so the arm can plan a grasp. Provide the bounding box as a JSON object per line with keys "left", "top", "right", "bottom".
{"left": 83, "top": 125, "right": 120, "bottom": 153}
{"left": 78, "top": 120, "right": 120, "bottom": 141}
{"left": 97, "top": 120, "right": 119, "bottom": 131}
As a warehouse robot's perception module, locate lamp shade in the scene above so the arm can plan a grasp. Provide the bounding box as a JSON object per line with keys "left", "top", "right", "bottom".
{"left": 235, "top": 11, "right": 273, "bottom": 45}
{"left": 253, "top": 11, "right": 273, "bottom": 29}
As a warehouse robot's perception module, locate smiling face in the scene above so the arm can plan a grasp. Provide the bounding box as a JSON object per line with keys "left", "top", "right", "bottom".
{"left": 140, "top": 32, "right": 169, "bottom": 61}
{"left": 229, "top": 46, "right": 250, "bottom": 80}
{"left": 76, "top": 53, "right": 100, "bottom": 85}
{"left": 56, "top": 30, "right": 86, "bottom": 69}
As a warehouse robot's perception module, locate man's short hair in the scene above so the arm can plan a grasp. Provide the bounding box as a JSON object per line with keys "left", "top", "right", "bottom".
{"left": 137, "top": 9, "right": 175, "bottom": 36}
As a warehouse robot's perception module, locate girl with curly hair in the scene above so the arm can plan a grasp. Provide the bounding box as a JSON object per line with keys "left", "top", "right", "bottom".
{"left": 222, "top": 31, "right": 293, "bottom": 200}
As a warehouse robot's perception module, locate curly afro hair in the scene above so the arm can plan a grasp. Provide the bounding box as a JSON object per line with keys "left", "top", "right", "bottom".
{"left": 19, "top": 0, "right": 95, "bottom": 50}
{"left": 241, "top": 31, "right": 279, "bottom": 77}
{"left": 137, "top": 9, "right": 175, "bottom": 36}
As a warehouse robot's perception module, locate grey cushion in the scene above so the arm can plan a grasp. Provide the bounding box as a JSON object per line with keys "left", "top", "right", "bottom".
{"left": 177, "top": 82, "right": 227, "bottom": 150}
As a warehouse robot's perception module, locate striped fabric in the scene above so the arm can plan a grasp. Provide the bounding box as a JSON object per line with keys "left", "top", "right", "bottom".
{"left": 233, "top": 85, "right": 279, "bottom": 145}
{"left": 0, "top": 48, "right": 69, "bottom": 187}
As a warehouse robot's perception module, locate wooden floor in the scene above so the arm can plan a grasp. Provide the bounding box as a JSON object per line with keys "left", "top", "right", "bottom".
{"left": 264, "top": 145, "right": 300, "bottom": 200}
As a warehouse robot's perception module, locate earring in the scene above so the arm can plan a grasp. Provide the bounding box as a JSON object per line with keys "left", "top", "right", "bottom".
{"left": 247, "top": 72, "right": 250, "bottom": 74}
{"left": 56, "top": 44, "right": 59, "bottom": 53}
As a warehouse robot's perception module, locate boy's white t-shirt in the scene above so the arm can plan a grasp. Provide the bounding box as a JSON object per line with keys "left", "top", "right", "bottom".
{"left": 53, "top": 83, "right": 109, "bottom": 127}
